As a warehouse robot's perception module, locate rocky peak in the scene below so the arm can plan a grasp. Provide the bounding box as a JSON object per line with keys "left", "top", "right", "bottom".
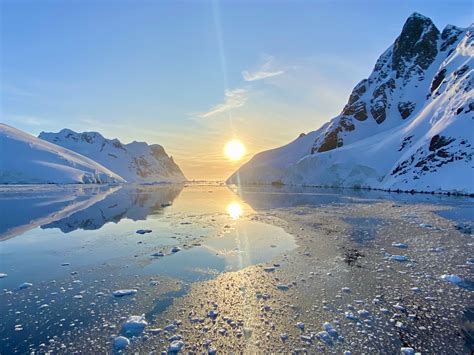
{"left": 392, "top": 12, "right": 440, "bottom": 78}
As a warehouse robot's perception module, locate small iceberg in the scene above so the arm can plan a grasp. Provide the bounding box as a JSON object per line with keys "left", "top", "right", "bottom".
{"left": 0, "top": 273, "right": 7, "bottom": 279}
{"left": 168, "top": 340, "right": 185, "bottom": 353}
{"left": 391, "top": 242, "right": 408, "bottom": 248}
{"left": 171, "top": 246, "right": 181, "bottom": 253}
{"left": 441, "top": 274, "right": 462, "bottom": 284}
{"left": 113, "top": 336, "right": 130, "bottom": 350}
{"left": 390, "top": 255, "right": 408, "bottom": 262}
{"left": 122, "top": 315, "right": 147, "bottom": 336}
{"left": 113, "top": 289, "right": 138, "bottom": 297}
{"left": 18, "top": 282, "right": 32, "bottom": 290}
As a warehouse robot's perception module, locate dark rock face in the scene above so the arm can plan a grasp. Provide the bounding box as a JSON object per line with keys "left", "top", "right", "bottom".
{"left": 315, "top": 118, "right": 355, "bottom": 153}
{"left": 429, "top": 135, "right": 455, "bottom": 151}
{"left": 431, "top": 68, "right": 447, "bottom": 94}
{"left": 392, "top": 13, "right": 440, "bottom": 79}
{"left": 343, "top": 101, "right": 368, "bottom": 121}
{"left": 440, "top": 25, "right": 463, "bottom": 52}
{"left": 370, "top": 79, "right": 396, "bottom": 124}
{"left": 391, "top": 135, "right": 472, "bottom": 180}
{"left": 398, "top": 101, "right": 416, "bottom": 119}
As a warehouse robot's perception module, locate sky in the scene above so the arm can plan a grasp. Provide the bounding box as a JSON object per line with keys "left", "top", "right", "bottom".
{"left": 1, "top": 0, "right": 472, "bottom": 180}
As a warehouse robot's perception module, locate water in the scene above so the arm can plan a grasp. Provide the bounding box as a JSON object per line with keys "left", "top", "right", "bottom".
{"left": 0, "top": 184, "right": 296, "bottom": 353}
{"left": 1, "top": 184, "right": 472, "bottom": 353}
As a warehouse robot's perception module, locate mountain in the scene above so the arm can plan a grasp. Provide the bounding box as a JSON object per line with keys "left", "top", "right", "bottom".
{"left": 39, "top": 129, "right": 186, "bottom": 183}
{"left": 0, "top": 124, "right": 125, "bottom": 184}
{"left": 228, "top": 13, "right": 474, "bottom": 194}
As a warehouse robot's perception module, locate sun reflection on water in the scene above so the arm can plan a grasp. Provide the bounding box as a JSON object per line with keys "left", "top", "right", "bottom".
{"left": 226, "top": 201, "right": 243, "bottom": 220}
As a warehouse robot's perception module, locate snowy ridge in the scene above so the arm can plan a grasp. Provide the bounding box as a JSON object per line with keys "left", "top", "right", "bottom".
{"left": 0, "top": 124, "right": 125, "bottom": 184}
{"left": 228, "top": 14, "right": 474, "bottom": 194}
{"left": 39, "top": 129, "right": 186, "bottom": 183}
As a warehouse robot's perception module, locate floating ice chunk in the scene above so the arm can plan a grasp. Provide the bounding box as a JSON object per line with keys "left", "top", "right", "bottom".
{"left": 393, "top": 303, "right": 405, "bottom": 311}
{"left": 323, "top": 322, "right": 334, "bottom": 331}
{"left": 122, "top": 315, "right": 147, "bottom": 336}
{"left": 441, "top": 274, "right": 462, "bottom": 284}
{"left": 296, "top": 322, "right": 305, "bottom": 330}
{"left": 0, "top": 273, "right": 7, "bottom": 278}
{"left": 345, "top": 311, "right": 356, "bottom": 320}
{"left": 113, "top": 289, "right": 138, "bottom": 297}
{"left": 401, "top": 347, "right": 415, "bottom": 355}
{"left": 208, "top": 309, "right": 219, "bottom": 318}
{"left": 390, "top": 255, "right": 408, "bottom": 262}
{"left": 357, "top": 309, "right": 370, "bottom": 317}
{"left": 341, "top": 287, "right": 351, "bottom": 293}
{"left": 419, "top": 223, "right": 433, "bottom": 229}
{"left": 276, "top": 283, "right": 289, "bottom": 290}
{"left": 113, "top": 336, "right": 130, "bottom": 350}
{"left": 136, "top": 229, "right": 152, "bottom": 234}
{"left": 18, "top": 282, "right": 32, "bottom": 290}
{"left": 171, "top": 246, "right": 181, "bottom": 253}
{"left": 300, "top": 334, "right": 312, "bottom": 342}
{"left": 168, "top": 334, "right": 182, "bottom": 341}
{"left": 151, "top": 252, "right": 165, "bottom": 257}
{"left": 316, "top": 331, "right": 332, "bottom": 344}
{"left": 73, "top": 294, "right": 83, "bottom": 299}
{"left": 392, "top": 242, "right": 408, "bottom": 248}
{"left": 263, "top": 266, "right": 276, "bottom": 272}
{"left": 344, "top": 351, "right": 352, "bottom": 355}
{"left": 168, "top": 340, "right": 184, "bottom": 352}
{"left": 280, "top": 333, "right": 289, "bottom": 341}
{"left": 39, "top": 304, "right": 49, "bottom": 309}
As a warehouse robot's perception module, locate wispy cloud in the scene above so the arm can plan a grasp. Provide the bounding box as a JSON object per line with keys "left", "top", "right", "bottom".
{"left": 199, "top": 88, "right": 248, "bottom": 118}
{"left": 242, "top": 56, "right": 285, "bottom": 82}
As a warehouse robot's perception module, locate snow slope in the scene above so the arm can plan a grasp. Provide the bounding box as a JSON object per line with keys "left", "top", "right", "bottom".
{"left": 0, "top": 124, "right": 125, "bottom": 184}
{"left": 228, "top": 13, "right": 474, "bottom": 194}
{"left": 39, "top": 129, "right": 186, "bottom": 183}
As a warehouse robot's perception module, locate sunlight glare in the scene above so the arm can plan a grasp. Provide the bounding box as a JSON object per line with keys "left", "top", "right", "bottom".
{"left": 224, "top": 139, "right": 246, "bottom": 161}
{"left": 226, "top": 201, "right": 243, "bottom": 220}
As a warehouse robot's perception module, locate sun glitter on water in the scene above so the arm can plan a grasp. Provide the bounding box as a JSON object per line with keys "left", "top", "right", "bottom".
{"left": 224, "top": 139, "right": 245, "bottom": 161}
{"left": 226, "top": 201, "right": 243, "bottom": 220}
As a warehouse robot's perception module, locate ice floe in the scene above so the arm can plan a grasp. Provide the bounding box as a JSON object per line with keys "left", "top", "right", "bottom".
{"left": 18, "top": 282, "right": 32, "bottom": 290}
{"left": 113, "top": 336, "right": 130, "bottom": 350}
{"left": 121, "top": 315, "right": 147, "bottom": 336}
{"left": 113, "top": 289, "right": 138, "bottom": 297}
{"left": 440, "top": 274, "right": 462, "bottom": 284}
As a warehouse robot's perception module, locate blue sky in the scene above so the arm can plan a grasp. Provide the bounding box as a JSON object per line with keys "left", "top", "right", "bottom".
{"left": 1, "top": 0, "right": 472, "bottom": 179}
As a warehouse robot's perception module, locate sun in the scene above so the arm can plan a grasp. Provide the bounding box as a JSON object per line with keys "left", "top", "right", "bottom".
{"left": 226, "top": 201, "right": 243, "bottom": 220}
{"left": 224, "top": 139, "right": 246, "bottom": 161}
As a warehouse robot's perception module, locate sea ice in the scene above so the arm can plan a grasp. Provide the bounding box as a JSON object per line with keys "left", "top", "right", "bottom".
{"left": 441, "top": 274, "right": 462, "bottom": 284}
{"left": 168, "top": 340, "right": 184, "bottom": 352}
{"left": 18, "top": 282, "right": 32, "bottom": 289}
{"left": 113, "top": 289, "right": 138, "bottom": 297}
{"left": 113, "top": 336, "right": 130, "bottom": 350}
{"left": 392, "top": 242, "right": 408, "bottom": 248}
{"left": 390, "top": 255, "right": 408, "bottom": 262}
{"left": 122, "top": 315, "right": 147, "bottom": 336}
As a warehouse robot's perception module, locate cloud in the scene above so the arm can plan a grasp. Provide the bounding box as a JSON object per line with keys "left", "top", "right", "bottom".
{"left": 242, "top": 56, "right": 285, "bottom": 82}
{"left": 199, "top": 88, "right": 248, "bottom": 118}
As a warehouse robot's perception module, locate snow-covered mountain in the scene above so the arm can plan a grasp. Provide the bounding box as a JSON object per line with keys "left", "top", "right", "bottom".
{"left": 0, "top": 124, "right": 125, "bottom": 184}
{"left": 39, "top": 129, "right": 186, "bottom": 183}
{"left": 228, "top": 13, "right": 474, "bottom": 194}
